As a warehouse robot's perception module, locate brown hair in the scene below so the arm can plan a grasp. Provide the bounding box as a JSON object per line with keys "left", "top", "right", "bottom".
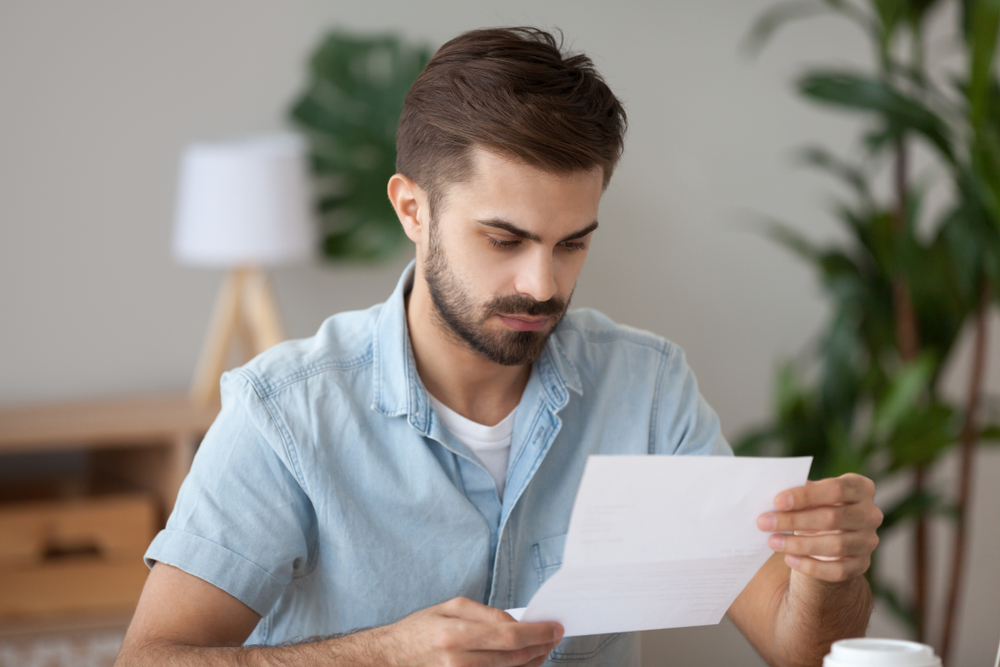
{"left": 396, "top": 27, "right": 627, "bottom": 214}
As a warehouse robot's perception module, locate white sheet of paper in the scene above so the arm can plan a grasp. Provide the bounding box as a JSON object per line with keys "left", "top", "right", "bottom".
{"left": 507, "top": 455, "right": 812, "bottom": 637}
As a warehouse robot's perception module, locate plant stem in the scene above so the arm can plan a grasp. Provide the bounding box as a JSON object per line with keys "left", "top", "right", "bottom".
{"left": 940, "top": 279, "right": 991, "bottom": 663}
{"left": 912, "top": 467, "right": 928, "bottom": 643}
{"left": 891, "top": 135, "right": 927, "bottom": 641}
{"left": 891, "top": 139, "right": 920, "bottom": 362}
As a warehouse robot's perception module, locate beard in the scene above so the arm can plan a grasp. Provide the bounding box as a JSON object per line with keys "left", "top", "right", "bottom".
{"left": 423, "top": 222, "right": 571, "bottom": 367}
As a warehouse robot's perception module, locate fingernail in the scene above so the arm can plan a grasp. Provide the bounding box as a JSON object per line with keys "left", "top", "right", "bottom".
{"left": 775, "top": 493, "right": 793, "bottom": 510}
{"left": 758, "top": 513, "right": 777, "bottom": 531}
{"left": 785, "top": 554, "right": 800, "bottom": 568}
{"left": 769, "top": 534, "right": 785, "bottom": 550}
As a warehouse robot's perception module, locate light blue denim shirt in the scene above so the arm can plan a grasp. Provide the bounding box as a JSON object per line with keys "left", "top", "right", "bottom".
{"left": 145, "top": 262, "right": 732, "bottom": 665}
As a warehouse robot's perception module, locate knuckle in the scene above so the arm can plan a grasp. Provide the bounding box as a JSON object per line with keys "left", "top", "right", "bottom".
{"left": 513, "top": 646, "right": 537, "bottom": 663}
{"left": 498, "top": 625, "right": 519, "bottom": 647}
{"left": 873, "top": 506, "right": 885, "bottom": 527}
{"left": 829, "top": 482, "right": 845, "bottom": 503}
{"left": 434, "top": 626, "right": 460, "bottom": 651}
{"left": 821, "top": 507, "right": 840, "bottom": 528}
{"left": 869, "top": 533, "right": 881, "bottom": 552}
{"left": 829, "top": 539, "right": 847, "bottom": 558}
{"left": 441, "top": 597, "right": 464, "bottom": 613}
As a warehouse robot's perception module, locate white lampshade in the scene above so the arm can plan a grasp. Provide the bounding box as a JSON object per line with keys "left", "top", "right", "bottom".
{"left": 173, "top": 134, "right": 316, "bottom": 268}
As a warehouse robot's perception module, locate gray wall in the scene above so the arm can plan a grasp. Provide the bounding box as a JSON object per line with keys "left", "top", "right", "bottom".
{"left": 1, "top": 1, "right": 997, "bottom": 664}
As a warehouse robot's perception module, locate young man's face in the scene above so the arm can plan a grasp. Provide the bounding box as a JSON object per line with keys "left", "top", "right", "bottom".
{"left": 419, "top": 147, "right": 604, "bottom": 366}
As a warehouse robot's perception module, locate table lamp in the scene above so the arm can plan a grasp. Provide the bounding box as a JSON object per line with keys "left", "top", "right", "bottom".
{"left": 173, "top": 134, "right": 315, "bottom": 406}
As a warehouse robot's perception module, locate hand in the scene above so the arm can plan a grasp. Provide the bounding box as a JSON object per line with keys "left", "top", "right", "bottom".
{"left": 757, "top": 473, "right": 883, "bottom": 582}
{"left": 373, "top": 597, "right": 563, "bottom": 667}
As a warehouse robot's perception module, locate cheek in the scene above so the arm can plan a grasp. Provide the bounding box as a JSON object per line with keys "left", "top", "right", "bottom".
{"left": 449, "top": 246, "right": 512, "bottom": 300}
{"left": 555, "top": 250, "right": 588, "bottom": 289}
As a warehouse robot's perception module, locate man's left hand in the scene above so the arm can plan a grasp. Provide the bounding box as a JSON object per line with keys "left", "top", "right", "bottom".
{"left": 757, "top": 473, "right": 883, "bottom": 582}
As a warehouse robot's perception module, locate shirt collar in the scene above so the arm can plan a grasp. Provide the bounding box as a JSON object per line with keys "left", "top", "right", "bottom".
{"left": 371, "top": 260, "right": 583, "bottom": 429}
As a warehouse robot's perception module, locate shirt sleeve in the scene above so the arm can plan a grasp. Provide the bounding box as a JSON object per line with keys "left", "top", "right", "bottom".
{"left": 144, "top": 369, "right": 316, "bottom": 617}
{"left": 651, "top": 344, "right": 733, "bottom": 457}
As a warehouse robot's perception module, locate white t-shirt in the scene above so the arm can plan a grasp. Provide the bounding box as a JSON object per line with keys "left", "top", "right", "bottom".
{"left": 427, "top": 394, "right": 515, "bottom": 501}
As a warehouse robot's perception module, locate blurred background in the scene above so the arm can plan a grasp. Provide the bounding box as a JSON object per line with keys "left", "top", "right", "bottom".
{"left": 1, "top": 1, "right": 998, "bottom": 665}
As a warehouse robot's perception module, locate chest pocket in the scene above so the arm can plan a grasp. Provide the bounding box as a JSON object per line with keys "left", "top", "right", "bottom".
{"left": 531, "top": 534, "right": 623, "bottom": 662}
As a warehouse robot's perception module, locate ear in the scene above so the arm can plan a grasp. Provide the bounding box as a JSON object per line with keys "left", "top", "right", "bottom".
{"left": 388, "top": 173, "right": 428, "bottom": 245}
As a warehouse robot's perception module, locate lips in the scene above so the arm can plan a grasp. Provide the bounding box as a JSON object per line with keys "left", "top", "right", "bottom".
{"left": 497, "top": 314, "right": 550, "bottom": 331}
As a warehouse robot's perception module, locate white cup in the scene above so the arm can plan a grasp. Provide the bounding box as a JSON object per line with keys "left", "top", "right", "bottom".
{"left": 824, "top": 639, "right": 942, "bottom": 667}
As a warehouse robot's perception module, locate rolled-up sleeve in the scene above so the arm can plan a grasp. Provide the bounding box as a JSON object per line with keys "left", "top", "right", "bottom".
{"left": 144, "top": 369, "right": 315, "bottom": 617}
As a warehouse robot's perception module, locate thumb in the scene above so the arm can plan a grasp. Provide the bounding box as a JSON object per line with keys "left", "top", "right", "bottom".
{"left": 439, "top": 597, "right": 514, "bottom": 623}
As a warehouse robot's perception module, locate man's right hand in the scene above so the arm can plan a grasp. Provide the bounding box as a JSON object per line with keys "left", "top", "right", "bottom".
{"left": 116, "top": 563, "right": 562, "bottom": 667}
{"left": 374, "top": 596, "right": 563, "bottom": 667}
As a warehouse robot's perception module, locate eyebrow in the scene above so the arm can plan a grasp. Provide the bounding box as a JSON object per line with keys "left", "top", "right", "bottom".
{"left": 477, "top": 219, "right": 599, "bottom": 244}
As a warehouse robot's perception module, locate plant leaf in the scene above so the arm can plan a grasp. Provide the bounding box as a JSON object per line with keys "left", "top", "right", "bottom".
{"left": 967, "top": 0, "right": 1000, "bottom": 130}
{"left": 871, "top": 355, "right": 936, "bottom": 442}
{"left": 745, "top": 0, "right": 875, "bottom": 54}
{"left": 796, "top": 145, "right": 875, "bottom": 207}
{"left": 289, "top": 31, "right": 431, "bottom": 262}
{"left": 880, "top": 488, "right": 940, "bottom": 531}
{"left": 797, "top": 70, "right": 955, "bottom": 161}
{"left": 980, "top": 423, "right": 1000, "bottom": 442}
{"left": 887, "top": 402, "right": 959, "bottom": 467}
{"left": 760, "top": 219, "right": 823, "bottom": 263}
{"left": 744, "top": 0, "right": 839, "bottom": 54}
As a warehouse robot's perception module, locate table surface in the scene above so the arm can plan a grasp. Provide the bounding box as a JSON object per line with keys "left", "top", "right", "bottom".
{"left": 0, "top": 394, "right": 219, "bottom": 453}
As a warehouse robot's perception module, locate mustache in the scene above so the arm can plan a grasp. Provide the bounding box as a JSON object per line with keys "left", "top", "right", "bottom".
{"left": 485, "top": 294, "right": 567, "bottom": 318}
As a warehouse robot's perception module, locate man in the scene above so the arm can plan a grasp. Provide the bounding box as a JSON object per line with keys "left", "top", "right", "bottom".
{"left": 116, "top": 27, "right": 882, "bottom": 667}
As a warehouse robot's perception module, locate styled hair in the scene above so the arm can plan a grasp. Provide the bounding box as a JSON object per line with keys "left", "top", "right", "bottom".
{"left": 395, "top": 27, "right": 627, "bottom": 214}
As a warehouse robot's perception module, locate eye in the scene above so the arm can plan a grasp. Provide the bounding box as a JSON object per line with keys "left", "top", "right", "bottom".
{"left": 560, "top": 241, "right": 587, "bottom": 251}
{"left": 487, "top": 237, "right": 521, "bottom": 250}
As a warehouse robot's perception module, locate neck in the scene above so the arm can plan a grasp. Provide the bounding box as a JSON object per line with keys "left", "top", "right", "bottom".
{"left": 406, "top": 269, "right": 531, "bottom": 426}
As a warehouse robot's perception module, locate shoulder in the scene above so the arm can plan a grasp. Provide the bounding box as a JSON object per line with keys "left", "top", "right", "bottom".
{"left": 233, "top": 303, "right": 384, "bottom": 400}
{"left": 554, "top": 307, "right": 679, "bottom": 362}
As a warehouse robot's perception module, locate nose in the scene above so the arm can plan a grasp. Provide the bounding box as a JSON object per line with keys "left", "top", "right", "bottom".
{"left": 514, "top": 248, "right": 558, "bottom": 303}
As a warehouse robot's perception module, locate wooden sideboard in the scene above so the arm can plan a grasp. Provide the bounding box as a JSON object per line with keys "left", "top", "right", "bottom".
{"left": 0, "top": 394, "right": 219, "bottom": 630}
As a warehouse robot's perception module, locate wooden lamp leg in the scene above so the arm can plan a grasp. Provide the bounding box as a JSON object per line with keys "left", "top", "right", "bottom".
{"left": 190, "top": 269, "right": 245, "bottom": 407}
{"left": 244, "top": 268, "right": 286, "bottom": 352}
{"left": 189, "top": 267, "right": 288, "bottom": 408}
{"left": 236, "top": 303, "right": 258, "bottom": 366}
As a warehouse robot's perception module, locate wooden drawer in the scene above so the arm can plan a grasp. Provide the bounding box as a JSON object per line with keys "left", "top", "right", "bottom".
{"left": 0, "top": 494, "right": 155, "bottom": 620}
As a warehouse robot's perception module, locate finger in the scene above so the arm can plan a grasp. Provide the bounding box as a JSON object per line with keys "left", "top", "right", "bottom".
{"left": 472, "top": 641, "right": 560, "bottom": 667}
{"left": 439, "top": 597, "right": 515, "bottom": 623}
{"left": 454, "top": 618, "right": 562, "bottom": 652}
{"left": 520, "top": 649, "right": 556, "bottom": 667}
{"left": 773, "top": 474, "right": 875, "bottom": 511}
{"left": 785, "top": 553, "right": 871, "bottom": 582}
{"left": 769, "top": 530, "right": 879, "bottom": 559}
{"left": 759, "top": 502, "right": 878, "bottom": 533}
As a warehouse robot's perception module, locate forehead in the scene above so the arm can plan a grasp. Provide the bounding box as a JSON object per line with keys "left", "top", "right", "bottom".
{"left": 439, "top": 147, "right": 603, "bottom": 232}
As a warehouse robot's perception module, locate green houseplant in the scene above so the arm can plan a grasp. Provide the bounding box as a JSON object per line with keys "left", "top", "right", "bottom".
{"left": 290, "top": 31, "right": 431, "bottom": 261}
{"left": 737, "top": 0, "right": 1000, "bottom": 660}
